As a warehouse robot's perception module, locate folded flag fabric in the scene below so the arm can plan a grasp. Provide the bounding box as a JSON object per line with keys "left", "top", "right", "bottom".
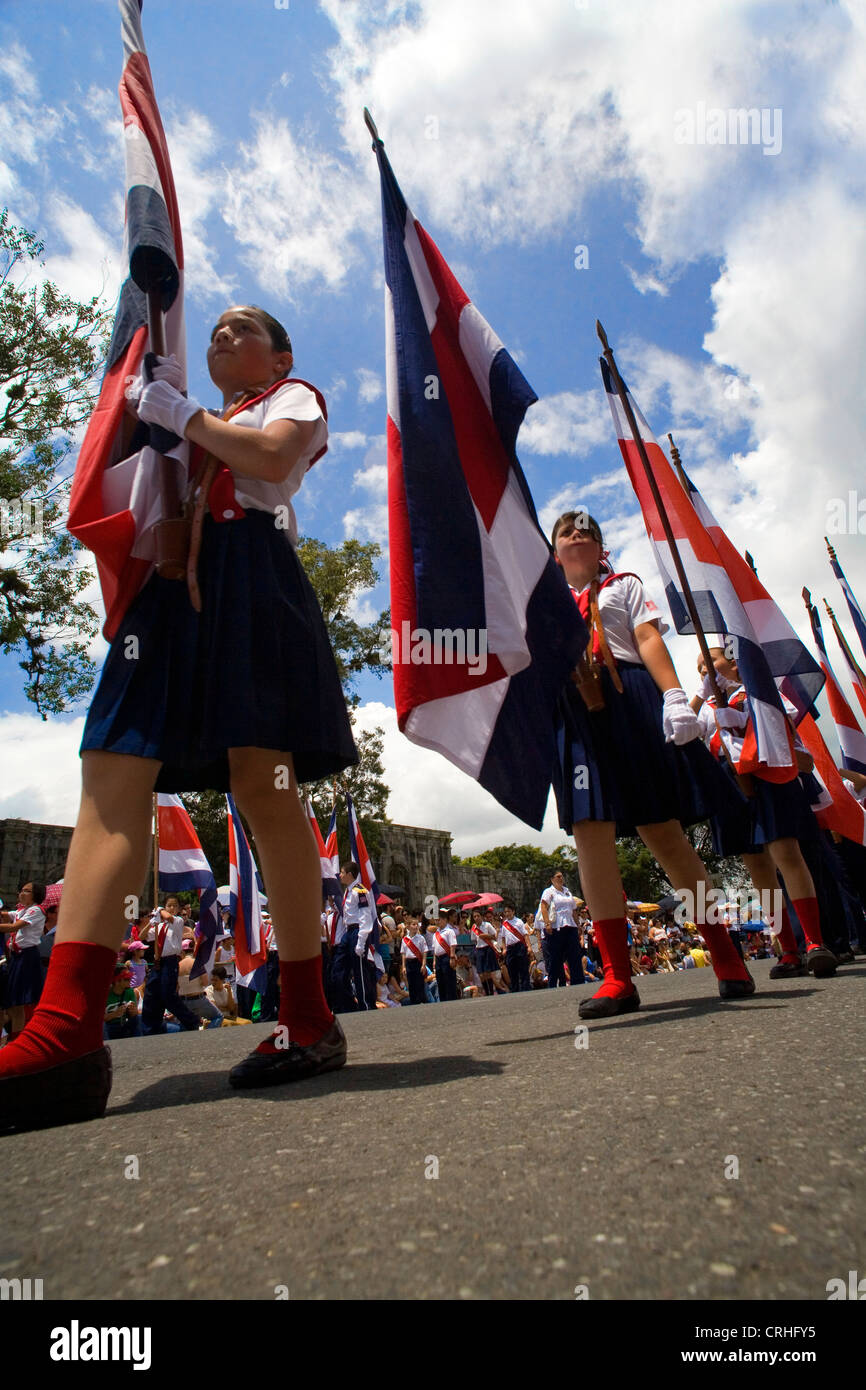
{"left": 796, "top": 713, "right": 866, "bottom": 846}
{"left": 226, "top": 793, "right": 267, "bottom": 989}
{"left": 826, "top": 539, "right": 866, "bottom": 665}
{"left": 600, "top": 359, "right": 819, "bottom": 772}
{"left": 824, "top": 598, "right": 866, "bottom": 726}
{"left": 346, "top": 791, "right": 380, "bottom": 959}
{"left": 67, "top": 0, "right": 187, "bottom": 640}
{"left": 372, "top": 134, "right": 586, "bottom": 830}
{"left": 306, "top": 798, "right": 342, "bottom": 920}
{"left": 155, "top": 793, "right": 220, "bottom": 980}
{"left": 803, "top": 595, "right": 866, "bottom": 776}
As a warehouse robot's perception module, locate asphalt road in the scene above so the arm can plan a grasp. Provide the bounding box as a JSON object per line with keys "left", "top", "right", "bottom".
{"left": 2, "top": 958, "right": 864, "bottom": 1301}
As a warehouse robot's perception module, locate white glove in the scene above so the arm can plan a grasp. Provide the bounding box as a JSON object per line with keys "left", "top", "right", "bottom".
{"left": 662, "top": 687, "right": 702, "bottom": 745}
{"left": 714, "top": 705, "right": 749, "bottom": 731}
{"left": 125, "top": 354, "right": 185, "bottom": 406}
{"left": 697, "top": 669, "right": 740, "bottom": 701}
{"left": 138, "top": 379, "right": 203, "bottom": 439}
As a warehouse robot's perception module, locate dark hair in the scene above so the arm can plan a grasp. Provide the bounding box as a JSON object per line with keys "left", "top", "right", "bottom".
{"left": 27, "top": 882, "right": 47, "bottom": 906}
{"left": 341, "top": 860, "right": 360, "bottom": 877}
{"left": 550, "top": 510, "right": 604, "bottom": 550}
{"left": 211, "top": 965, "right": 227, "bottom": 980}
{"left": 221, "top": 304, "right": 292, "bottom": 356}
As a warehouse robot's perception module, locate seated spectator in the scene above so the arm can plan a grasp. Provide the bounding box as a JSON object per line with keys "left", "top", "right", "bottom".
{"left": 386, "top": 961, "right": 410, "bottom": 1006}
{"left": 454, "top": 952, "right": 481, "bottom": 998}
{"left": 580, "top": 953, "right": 601, "bottom": 982}
{"left": 205, "top": 965, "right": 249, "bottom": 1023}
{"left": 104, "top": 963, "right": 141, "bottom": 1040}
{"left": 178, "top": 942, "right": 223, "bottom": 1028}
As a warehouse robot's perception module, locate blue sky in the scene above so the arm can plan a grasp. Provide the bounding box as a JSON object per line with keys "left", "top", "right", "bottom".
{"left": 0, "top": 0, "right": 864, "bottom": 854}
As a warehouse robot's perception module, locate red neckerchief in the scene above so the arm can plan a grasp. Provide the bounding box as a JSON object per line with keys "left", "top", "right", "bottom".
{"left": 188, "top": 377, "right": 329, "bottom": 524}
{"left": 571, "top": 572, "right": 640, "bottom": 663}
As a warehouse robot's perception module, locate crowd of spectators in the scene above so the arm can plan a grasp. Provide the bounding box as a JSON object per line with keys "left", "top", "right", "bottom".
{"left": 0, "top": 884, "right": 783, "bottom": 1045}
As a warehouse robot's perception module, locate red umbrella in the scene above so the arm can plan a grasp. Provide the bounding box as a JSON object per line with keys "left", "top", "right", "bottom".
{"left": 465, "top": 892, "right": 503, "bottom": 908}
{"left": 376, "top": 893, "right": 395, "bottom": 906}
{"left": 43, "top": 882, "right": 63, "bottom": 909}
{"left": 438, "top": 890, "right": 479, "bottom": 905}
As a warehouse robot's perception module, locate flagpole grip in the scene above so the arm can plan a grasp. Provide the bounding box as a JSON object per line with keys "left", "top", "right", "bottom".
{"left": 145, "top": 287, "right": 190, "bottom": 580}
{"left": 597, "top": 323, "right": 727, "bottom": 708}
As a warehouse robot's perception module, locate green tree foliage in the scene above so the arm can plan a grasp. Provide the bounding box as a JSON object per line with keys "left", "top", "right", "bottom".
{"left": 295, "top": 536, "right": 390, "bottom": 700}
{"left": 0, "top": 210, "right": 111, "bottom": 715}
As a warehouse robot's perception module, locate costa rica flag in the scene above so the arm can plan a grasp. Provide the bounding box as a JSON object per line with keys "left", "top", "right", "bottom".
{"left": 372, "top": 132, "right": 586, "bottom": 830}
{"left": 226, "top": 793, "right": 267, "bottom": 989}
{"left": 155, "top": 793, "right": 220, "bottom": 981}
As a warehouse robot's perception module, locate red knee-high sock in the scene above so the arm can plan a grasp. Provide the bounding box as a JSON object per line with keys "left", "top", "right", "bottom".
{"left": 0, "top": 942, "right": 117, "bottom": 1078}
{"left": 775, "top": 906, "right": 801, "bottom": 963}
{"left": 699, "top": 918, "right": 750, "bottom": 983}
{"left": 591, "top": 918, "right": 635, "bottom": 999}
{"left": 256, "top": 956, "right": 334, "bottom": 1053}
{"left": 792, "top": 897, "right": 824, "bottom": 951}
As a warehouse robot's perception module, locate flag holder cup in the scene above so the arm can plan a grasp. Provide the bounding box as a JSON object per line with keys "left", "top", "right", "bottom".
{"left": 133, "top": 242, "right": 191, "bottom": 582}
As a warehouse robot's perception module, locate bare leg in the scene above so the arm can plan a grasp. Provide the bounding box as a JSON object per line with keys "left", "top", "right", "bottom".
{"left": 571, "top": 820, "right": 623, "bottom": 919}
{"left": 227, "top": 748, "right": 319, "bottom": 962}
{"left": 765, "top": 838, "right": 815, "bottom": 902}
{"left": 56, "top": 751, "right": 162, "bottom": 950}
{"left": 636, "top": 819, "right": 710, "bottom": 900}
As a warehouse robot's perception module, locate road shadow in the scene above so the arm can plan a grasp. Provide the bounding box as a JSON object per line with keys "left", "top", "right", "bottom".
{"left": 109, "top": 1053, "right": 505, "bottom": 1117}
{"left": 483, "top": 989, "right": 818, "bottom": 1046}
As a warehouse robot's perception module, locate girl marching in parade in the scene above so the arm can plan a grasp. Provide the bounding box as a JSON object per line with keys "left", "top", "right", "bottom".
{"left": 550, "top": 509, "right": 754, "bottom": 1018}
{"left": 693, "top": 650, "right": 838, "bottom": 977}
{"left": 0, "top": 305, "right": 357, "bottom": 1129}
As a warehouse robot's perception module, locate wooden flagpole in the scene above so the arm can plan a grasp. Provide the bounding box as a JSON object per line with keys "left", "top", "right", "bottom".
{"left": 597, "top": 321, "right": 728, "bottom": 709}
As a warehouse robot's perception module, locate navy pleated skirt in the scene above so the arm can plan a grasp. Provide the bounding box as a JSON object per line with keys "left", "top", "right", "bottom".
{"left": 751, "top": 774, "right": 818, "bottom": 849}
{"left": 81, "top": 510, "right": 357, "bottom": 790}
{"left": 6, "top": 945, "right": 43, "bottom": 1007}
{"left": 553, "top": 661, "right": 748, "bottom": 837}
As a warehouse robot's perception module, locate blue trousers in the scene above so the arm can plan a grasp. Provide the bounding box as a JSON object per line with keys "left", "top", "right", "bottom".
{"left": 141, "top": 957, "right": 200, "bottom": 1034}
{"left": 506, "top": 943, "right": 531, "bottom": 992}
{"left": 330, "top": 932, "right": 358, "bottom": 1013}
{"left": 548, "top": 927, "right": 585, "bottom": 987}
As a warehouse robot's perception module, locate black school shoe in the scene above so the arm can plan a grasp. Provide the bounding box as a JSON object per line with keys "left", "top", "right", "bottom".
{"left": 769, "top": 958, "right": 807, "bottom": 979}
{"left": 0, "top": 1047, "right": 112, "bottom": 1133}
{"left": 805, "top": 946, "right": 838, "bottom": 977}
{"left": 717, "top": 969, "right": 756, "bottom": 1000}
{"left": 228, "top": 1019, "right": 347, "bottom": 1089}
{"left": 578, "top": 987, "right": 641, "bottom": 1019}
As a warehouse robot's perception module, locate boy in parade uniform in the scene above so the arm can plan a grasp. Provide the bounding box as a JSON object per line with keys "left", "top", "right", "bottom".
{"left": 339, "top": 860, "right": 378, "bottom": 1012}
{"left": 498, "top": 900, "right": 531, "bottom": 993}
{"left": 432, "top": 909, "right": 460, "bottom": 1003}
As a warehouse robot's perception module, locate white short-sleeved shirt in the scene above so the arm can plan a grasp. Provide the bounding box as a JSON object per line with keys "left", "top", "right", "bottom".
{"left": 570, "top": 574, "right": 668, "bottom": 664}
{"left": 157, "top": 914, "right": 186, "bottom": 959}
{"left": 13, "top": 904, "right": 45, "bottom": 950}
{"left": 433, "top": 926, "right": 458, "bottom": 956}
{"left": 540, "top": 886, "right": 578, "bottom": 931}
{"left": 401, "top": 933, "right": 428, "bottom": 962}
{"left": 499, "top": 917, "right": 528, "bottom": 948}
{"left": 212, "top": 381, "right": 327, "bottom": 545}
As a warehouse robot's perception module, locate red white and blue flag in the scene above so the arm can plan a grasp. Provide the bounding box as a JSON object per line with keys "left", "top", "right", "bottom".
{"left": 155, "top": 793, "right": 220, "bottom": 981}
{"left": 68, "top": 0, "right": 187, "bottom": 639}
{"left": 824, "top": 598, "right": 866, "bottom": 726}
{"left": 226, "top": 793, "right": 267, "bottom": 989}
{"left": 306, "top": 798, "right": 342, "bottom": 919}
{"left": 373, "top": 136, "right": 586, "bottom": 830}
{"left": 796, "top": 713, "right": 866, "bottom": 846}
{"left": 803, "top": 595, "right": 866, "bottom": 776}
{"left": 346, "top": 791, "right": 380, "bottom": 959}
{"left": 826, "top": 540, "right": 866, "bottom": 665}
{"left": 600, "top": 361, "right": 822, "bottom": 772}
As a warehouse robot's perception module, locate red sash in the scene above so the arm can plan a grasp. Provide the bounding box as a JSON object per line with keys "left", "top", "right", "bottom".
{"left": 504, "top": 921, "right": 525, "bottom": 943}
{"left": 434, "top": 931, "right": 452, "bottom": 955}
{"left": 189, "top": 377, "right": 329, "bottom": 524}
{"left": 404, "top": 936, "right": 424, "bottom": 961}
{"left": 572, "top": 573, "right": 641, "bottom": 663}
